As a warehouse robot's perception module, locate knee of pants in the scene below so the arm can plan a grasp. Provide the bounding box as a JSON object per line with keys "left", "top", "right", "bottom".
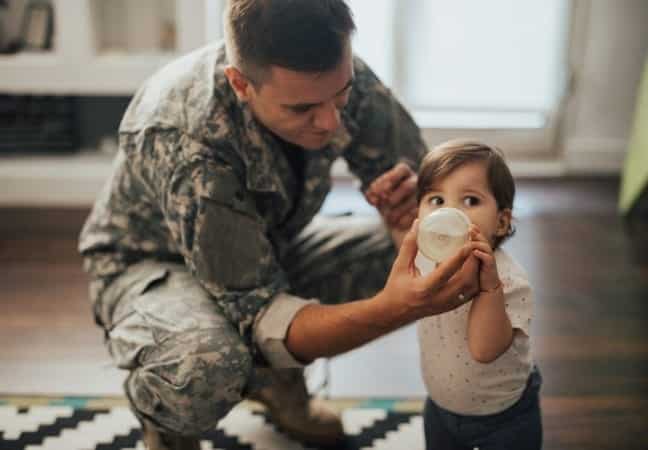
{"left": 127, "top": 328, "right": 253, "bottom": 435}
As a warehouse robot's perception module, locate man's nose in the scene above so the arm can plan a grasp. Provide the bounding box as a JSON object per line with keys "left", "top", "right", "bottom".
{"left": 313, "top": 102, "right": 341, "bottom": 132}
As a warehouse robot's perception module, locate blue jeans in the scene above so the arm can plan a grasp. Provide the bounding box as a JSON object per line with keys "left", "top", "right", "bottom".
{"left": 423, "top": 367, "right": 543, "bottom": 450}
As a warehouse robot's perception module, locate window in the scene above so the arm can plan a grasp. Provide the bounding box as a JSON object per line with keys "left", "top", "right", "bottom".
{"left": 348, "top": 0, "right": 572, "bottom": 159}
{"left": 207, "top": 0, "right": 572, "bottom": 158}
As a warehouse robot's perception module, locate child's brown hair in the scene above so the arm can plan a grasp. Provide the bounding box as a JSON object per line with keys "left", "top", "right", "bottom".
{"left": 417, "top": 138, "right": 516, "bottom": 248}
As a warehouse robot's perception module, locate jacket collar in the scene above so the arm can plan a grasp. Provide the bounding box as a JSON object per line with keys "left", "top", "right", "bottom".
{"left": 237, "top": 103, "right": 354, "bottom": 193}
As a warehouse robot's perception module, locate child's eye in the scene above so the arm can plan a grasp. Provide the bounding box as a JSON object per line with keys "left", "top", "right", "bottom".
{"left": 428, "top": 196, "right": 444, "bottom": 206}
{"left": 463, "top": 196, "right": 479, "bottom": 207}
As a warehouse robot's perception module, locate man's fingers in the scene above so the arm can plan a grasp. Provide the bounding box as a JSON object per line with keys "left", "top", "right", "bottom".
{"left": 364, "top": 187, "right": 382, "bottom": 206}
{"left": 396, "top": 209, "right": 417, "bottom": 230}
{"left": 433, "top": 283, "right": 469, "bottom": 311}
{"left": 385, "top": 196, "right": 418, "bottom": 227}
{"left": 385, "top": 174, "right": 417, "bottom": 207}
{"left": 381, "top": 162, "right": 411, "bottom": 185}
{"left": 393, "top": 219, "right": 419, "bottom": 272}
{"left": 427, "top": 260, "right": 478, "bottom": 313}
{"left": 373, "top": 163, "right": 412, "bottom": 197}
{"left": 423, "top": 242, "right": 475, "bottom": 287}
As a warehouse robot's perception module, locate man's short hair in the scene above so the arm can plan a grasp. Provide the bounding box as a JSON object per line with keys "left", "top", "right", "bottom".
{"left": 224, "top": 0, "right": 356, "bottom": 85}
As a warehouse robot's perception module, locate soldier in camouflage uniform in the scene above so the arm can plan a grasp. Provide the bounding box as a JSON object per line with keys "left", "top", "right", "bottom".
{"left": 79, "top": 0, "right": 480, "bottom": 448}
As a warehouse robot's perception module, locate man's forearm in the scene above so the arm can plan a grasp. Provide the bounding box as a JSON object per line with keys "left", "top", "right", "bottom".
{"left": 285, "top": 294, "right": 412, "bottom": 363}
{"left": 284, "top": 227, "right": 482, "bottom": 363}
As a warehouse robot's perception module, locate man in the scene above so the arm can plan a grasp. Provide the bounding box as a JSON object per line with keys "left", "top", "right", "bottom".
{"left": 79, "top": 0, "right": 480, "bottom": 448}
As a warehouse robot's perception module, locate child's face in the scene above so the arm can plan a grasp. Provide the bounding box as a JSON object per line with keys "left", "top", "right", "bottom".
{"left": 417, "top": 161, "right": 511, "bottom": 247}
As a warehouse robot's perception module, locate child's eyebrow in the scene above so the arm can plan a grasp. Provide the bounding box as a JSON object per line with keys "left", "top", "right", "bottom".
{"left": 462, "top": 188, "right": 486, "bottom": 196}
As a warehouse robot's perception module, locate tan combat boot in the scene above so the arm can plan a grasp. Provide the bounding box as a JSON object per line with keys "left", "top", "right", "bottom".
{"left": 247, "top": 369, "right": 346, "bottom": 447}
{"left": 140, "top": 417, "right": 201, "bottom": 450}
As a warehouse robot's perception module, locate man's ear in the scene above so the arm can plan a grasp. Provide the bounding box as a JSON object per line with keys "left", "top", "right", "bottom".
{"left": 224, "top": 66, "right": 253, "bottom": 102}
{"left": 496, "top": 208, "right": 512, "bottom": 237}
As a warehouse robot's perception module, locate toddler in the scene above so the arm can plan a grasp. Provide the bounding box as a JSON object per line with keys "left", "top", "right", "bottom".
{"left": 414, "top": 139, "right": 542, "bottom": 450}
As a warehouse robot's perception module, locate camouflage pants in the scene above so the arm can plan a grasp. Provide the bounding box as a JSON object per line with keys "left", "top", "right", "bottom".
{"left": 99, "top": 214, "right": 395, "bottom": 435}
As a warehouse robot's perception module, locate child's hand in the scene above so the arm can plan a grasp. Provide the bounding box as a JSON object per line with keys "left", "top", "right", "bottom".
{"left": 468, "top": 224, "right": 502, "bottom": 292}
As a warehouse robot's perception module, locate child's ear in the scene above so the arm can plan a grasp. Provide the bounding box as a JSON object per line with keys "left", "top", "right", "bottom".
{"left": 496, "top": 208, "right": 512, "bottom": 237}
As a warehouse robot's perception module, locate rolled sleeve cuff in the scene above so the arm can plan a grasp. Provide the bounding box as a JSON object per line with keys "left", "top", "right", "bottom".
{"left": 253, "top": 292, "right": 319, "bottom": 368}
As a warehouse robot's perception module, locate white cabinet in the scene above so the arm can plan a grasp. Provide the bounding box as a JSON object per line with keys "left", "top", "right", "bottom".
{"left": 0, "top": 0, "right": 223, "bottom": 95}
{"left": 0, "top": 1, "right": 224, "bottom": 206}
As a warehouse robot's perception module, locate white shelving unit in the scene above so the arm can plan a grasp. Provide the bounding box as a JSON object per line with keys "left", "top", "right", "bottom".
{"left": 0, "top": 0, "right": 220, "bottom": 95}
{"left": 0, "top": 0, "right": 223, "bottom": 206}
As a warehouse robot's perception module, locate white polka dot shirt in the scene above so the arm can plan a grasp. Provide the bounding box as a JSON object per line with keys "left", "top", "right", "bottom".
{"left": 416, "top": 249, "right": 534, "bottom": 415}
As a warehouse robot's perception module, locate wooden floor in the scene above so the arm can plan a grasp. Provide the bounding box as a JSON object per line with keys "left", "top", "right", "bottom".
{"left": 1, "top": 177, "right": 647, "bottom": 450}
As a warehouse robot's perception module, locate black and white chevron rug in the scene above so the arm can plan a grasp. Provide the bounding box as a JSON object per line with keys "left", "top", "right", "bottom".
{"left": 0, "top": 399, "right": 424, "bottom": 450}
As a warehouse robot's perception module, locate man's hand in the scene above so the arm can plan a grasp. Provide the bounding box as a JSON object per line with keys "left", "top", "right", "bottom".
{"left": 285, "top": 219, "right": 481, "bottom": 362}
{"left": 378, "top": 220, "right": 481, "bottom": 322}
{"left": 365, "top": 162, "right": 418, "bottom": 231}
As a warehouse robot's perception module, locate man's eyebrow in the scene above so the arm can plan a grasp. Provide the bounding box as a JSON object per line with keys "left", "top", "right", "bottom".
{"left": 282, "top": 77, "right": 354, "bottom": 109}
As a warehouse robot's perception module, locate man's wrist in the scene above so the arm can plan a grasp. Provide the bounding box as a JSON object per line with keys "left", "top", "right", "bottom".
{"left": 375, "top": 288, "right": 421, "bottom": 328}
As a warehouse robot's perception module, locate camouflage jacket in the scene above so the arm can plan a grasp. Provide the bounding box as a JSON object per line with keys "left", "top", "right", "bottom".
{"left": 79, "top": 42, "right": 426, "bottom": 341}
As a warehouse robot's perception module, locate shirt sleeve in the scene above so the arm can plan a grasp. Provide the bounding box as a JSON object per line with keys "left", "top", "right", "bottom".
{"left": 343, "top": 57, "right": 428, "bottom": 191}
{"left": 252, "top": 292, "right": 319, "bottom": 368}
{"left": 161, "top": 136, "right": 308, "bottom": 362}
{"left": 501, "top": 267, "right": 534, "bottom": 337}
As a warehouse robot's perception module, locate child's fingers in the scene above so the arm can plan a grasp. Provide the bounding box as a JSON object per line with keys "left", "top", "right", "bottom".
{"left": 473, "top": 249, "right": 495, "bottom": 266}
{"left": 468, "top": 225, "right": 488, "bottom": 243}
{"left": 471, "top": 240, "right": 493, "bottom": 255}
{"left": 469, "top": 224, "right": 481, "bottom": 235}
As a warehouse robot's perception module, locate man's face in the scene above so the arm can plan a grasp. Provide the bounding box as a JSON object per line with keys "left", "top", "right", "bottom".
{"left": 235, "top": 43, "right": 354, "bottom": 150}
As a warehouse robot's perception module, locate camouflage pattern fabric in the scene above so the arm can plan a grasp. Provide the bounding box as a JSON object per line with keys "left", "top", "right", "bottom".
{"left": 79, "top": 41, "right": 425, "bottom": 342}
{"left": 78, "top": 41, "right": 425, "bottom": 434}
{"left": 107, "top": 215, "right": 395, "bottom": 434}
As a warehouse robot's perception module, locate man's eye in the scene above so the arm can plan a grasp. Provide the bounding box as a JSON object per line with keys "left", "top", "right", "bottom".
{"left": 290, "top": 105, "right": 313, "bottom": 114}
{"left": 429, "top": 196, "right": 444, "bottom": 206}
{"left": 463, "top": 196, "right": 479, "bottom": 207}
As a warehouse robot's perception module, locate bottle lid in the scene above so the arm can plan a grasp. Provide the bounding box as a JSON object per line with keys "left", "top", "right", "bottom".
{"left": 417, "top": 208, "right": 471, "bottom": 261}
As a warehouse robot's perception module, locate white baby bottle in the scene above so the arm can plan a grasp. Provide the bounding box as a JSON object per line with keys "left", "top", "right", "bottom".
{"left": 416, "top": 208, "right": 471, "bottom": 273}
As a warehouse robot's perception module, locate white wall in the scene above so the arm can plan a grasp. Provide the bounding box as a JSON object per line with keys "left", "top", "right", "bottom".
{"left": 563, "top": 0, "right": 648, "bottom": 174}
